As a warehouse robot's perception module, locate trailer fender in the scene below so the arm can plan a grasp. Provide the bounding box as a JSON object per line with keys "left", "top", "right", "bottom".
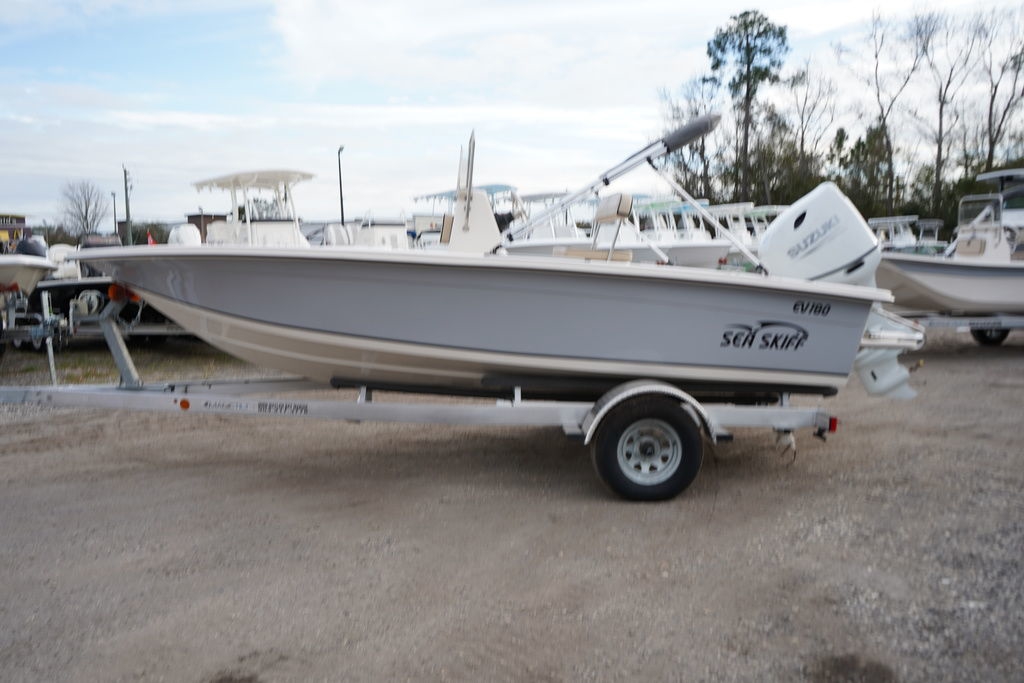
{"left": 581, "top": 380, "right": 714, "bottom": 446}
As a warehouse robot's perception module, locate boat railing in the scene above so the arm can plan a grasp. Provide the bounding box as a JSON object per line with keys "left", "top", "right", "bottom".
{"left": 647, "top": 166, "right": 765, "bottom": 273}
{"left": 943, "top": 193, "right": 1017, "bottom": 259}
{"left": 917, "top": 219, "right": 944, "bottom": 240}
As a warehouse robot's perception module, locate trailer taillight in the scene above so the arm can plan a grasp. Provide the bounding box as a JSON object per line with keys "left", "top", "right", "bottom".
{"left": 107, "top": 284, "right": 141, "bottom": 302}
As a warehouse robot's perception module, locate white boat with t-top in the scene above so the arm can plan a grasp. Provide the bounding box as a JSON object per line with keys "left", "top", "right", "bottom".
{"left": 876, "top": 194, "right": 1024, "bottom": 315}
{"left": 73, "top": 115, "right": 921, "bottom": 403}
{"left": 180, "top": 170, "right": 313, "bottom": 248}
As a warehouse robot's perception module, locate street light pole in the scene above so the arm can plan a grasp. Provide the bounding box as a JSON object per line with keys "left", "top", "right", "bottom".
{"left": 111, "top": 192, "right": 117, "bottom": 233}
{"left": 337, "top": 145, "right": 345, "bottom": 225}
{"left": 123, "top": 165, "right": 133, "bottom": 245}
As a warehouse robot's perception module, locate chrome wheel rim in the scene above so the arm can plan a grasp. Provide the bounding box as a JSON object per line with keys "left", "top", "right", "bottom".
{"left": 617, "top": 418, "right": 682, "bottom": 486}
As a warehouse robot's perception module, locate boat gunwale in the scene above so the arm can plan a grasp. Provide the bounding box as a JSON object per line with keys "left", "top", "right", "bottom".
{"left": 0, "top": 254, "right": 57, "bottom": 270}
{"left": 74, "top": 245, "right": 893, "bottom": 304}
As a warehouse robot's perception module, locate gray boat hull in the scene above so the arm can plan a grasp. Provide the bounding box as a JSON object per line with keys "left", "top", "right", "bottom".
{"left": 877, "top": 253, "right": 1024, "bottom": 314}
{"left": 78, "top": 246, "right": 888, "bottom": 399}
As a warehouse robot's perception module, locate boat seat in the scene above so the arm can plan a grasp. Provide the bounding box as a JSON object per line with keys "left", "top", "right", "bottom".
{"left": 957, "top": 238, "right": 985, "bottom": 256}
{"left": 593, "top": 193, "right": 634, "bottom": 225}
{"left": 438, "top": 214, "right": 455, "bottom": 245}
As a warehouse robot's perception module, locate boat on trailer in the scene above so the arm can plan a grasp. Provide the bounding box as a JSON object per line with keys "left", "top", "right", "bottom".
{"left": 1, "top": 246, "right": 59, "bottom": 359}
{"left": 875, "top": 193, "right": 1024, "bottom": 345}
{"left": 0, "top": 252, "right": 55, "bottom": 297}
{"left": 73, "top": 115, "right": 919, "bottom": 401}
{"left": 2, "top": 114, "right": 924, "bottom": 500}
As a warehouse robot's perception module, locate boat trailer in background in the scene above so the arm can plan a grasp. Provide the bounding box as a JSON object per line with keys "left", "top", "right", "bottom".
{"left": 1, "top": 289, "right": 65, "bottom": 383}
{"left": 895, "top": 312, "right": 1024, "bottom": 346}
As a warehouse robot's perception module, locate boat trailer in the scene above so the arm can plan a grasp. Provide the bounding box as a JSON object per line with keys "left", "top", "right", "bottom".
{"left": 1, "top": 300, "right": 838, "bottom": 501}
{"left": 1, "top": 289, "right": 66, "bottom": 383}
{"left": 896, "top": 312, "right": 1024, "bottom": 346}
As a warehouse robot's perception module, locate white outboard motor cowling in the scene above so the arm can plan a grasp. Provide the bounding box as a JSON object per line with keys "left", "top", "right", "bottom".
{"left": 168, "top": 223, "right": 202, "bottom": 246}
{"left": 760, "top": 182, "right": 923, "bottom": 399}
{"left": 758, "top": 182, "right": 881, "bottom": 287}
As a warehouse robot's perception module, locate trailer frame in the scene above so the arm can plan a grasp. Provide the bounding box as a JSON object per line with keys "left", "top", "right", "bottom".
{"left": 896, "top": 311, "right": 1024, "bottom": 346}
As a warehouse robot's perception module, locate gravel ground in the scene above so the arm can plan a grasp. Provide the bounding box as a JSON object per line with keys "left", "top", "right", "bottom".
{"left": 0, "top": 329, "right": 1022, "bottom": 683}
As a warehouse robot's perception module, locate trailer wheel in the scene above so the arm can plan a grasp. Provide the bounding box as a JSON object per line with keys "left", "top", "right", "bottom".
{"left": 591, "top": 396, "right": 703, "bottom": 501}
{"left": 970, "top": 328, "right": 1009, "bottom": 346}
{"left": 11, "top": 337, "right": 43, "bottom": 351}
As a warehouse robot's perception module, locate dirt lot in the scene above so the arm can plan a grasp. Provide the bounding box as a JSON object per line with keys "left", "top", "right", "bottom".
{"left": 1, "top": 330, "right": 1022, "bottom": 683}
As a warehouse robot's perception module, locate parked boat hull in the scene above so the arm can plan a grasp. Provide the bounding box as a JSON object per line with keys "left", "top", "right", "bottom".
{"left": 78, "top": 246, "right": 888, "bottom": 399}
{"left": 0, "top": 255, "right": 56, "bottom": 296}
{"left": 876, "top": 253, "right": 1024, "bottom": 314}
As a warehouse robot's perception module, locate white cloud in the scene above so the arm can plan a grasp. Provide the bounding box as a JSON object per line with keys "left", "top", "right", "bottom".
{"left": 269, "top": 0, "right": 713, "bottom": 104}
{"left": 103, "top": 110, "right": 277, "bottom": 131}
{"left": 0, "top": 0, "right": 263, "bottom": 27}
{"left": 6, "top": 0, "right": 1017, "bottom": 226}
{"left": 1, "top": 87, "right": 669, "bottom": 224}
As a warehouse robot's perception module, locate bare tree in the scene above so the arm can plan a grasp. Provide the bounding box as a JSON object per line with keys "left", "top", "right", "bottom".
{"left": 976, "top": 5, "right": 1024, "bottom": 170}
{"left": 837, "top": 14, "right": 926, "bottom": 213}
{"left": 869, "top": 14, "right": 926, "bottom": 213}
{"left": 786, "top": 58, "right": 837, "bottom": 163}
{"left": 660, "top": 75, "right": 724, "bottom": 201}
{"left": 912, "top": 11, "right": 978, "bottom": 214}
{"left": 61, "top": 180, "right": 109, "bottom": 236}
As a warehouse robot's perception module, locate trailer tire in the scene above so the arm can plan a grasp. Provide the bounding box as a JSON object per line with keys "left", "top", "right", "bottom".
{"left": 591, "top": 396, "right": 703, "bottom": 501}
{"left": 970, "top": 328, "right": 1009, "bottom": 346}
{"left": 12, "top": 336, "right": 43, "bottom": 352}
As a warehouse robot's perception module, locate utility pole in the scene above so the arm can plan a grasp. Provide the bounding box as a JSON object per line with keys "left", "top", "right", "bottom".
{"left": 111, "top": 191, "right": 117, "bottom": 233}
{"left": 122, "top": 165, "right": 133, "bottom": 245}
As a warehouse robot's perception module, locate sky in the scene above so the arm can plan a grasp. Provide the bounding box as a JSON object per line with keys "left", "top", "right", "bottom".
{"left": 0, "top": 0, "right": 1016, "bottom": 228}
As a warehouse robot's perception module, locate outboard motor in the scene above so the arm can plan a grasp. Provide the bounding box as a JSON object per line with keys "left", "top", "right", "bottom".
{"left": 168, "top": 223, "right": 202, "bottom": 245}
{"left": 757, "top": 182, "right": 881, "bottom": 287}
{"left": 14, "top": 238, "right": 48, "bottom": 258}
{"left": 47, "top": 243, "right": 81, "bottom": 280}
{"left": 759, "top": 182, "right": 923, "bottom": 399}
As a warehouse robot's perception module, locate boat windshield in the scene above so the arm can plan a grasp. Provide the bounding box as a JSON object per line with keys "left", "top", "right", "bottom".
{"left": 1004, "top": 194, "right": 1024, "bottom": 210}
{"left": 245, "top": 196, "right": 292, "bottom": 222}
{"left": 958, "top": 195, "right": 1002, "bottom": 228}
